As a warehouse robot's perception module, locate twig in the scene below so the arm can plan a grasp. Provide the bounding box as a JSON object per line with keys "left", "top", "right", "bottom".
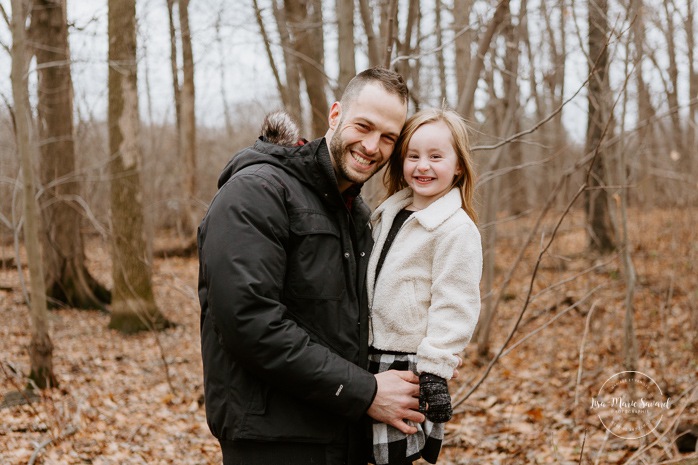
{"left": 152, "top": 329, "right": 176, "bottom": 395}
{"left": 453, "top": 92, "right": 618, "bottom": 407}
{"left": 575, "top": 301, "right": 599, "bottom": 408}
{"left": 27, "top": 425, "right": 78, "bottom": 465}
{"left": 578, "top": 429, "right": 587, "bottom": 464}
{"left": 530, "top": 257, "right": 616, "bottom": 303}
{"left": 624, "top": 384, "right": 698, "bottom": 463}
{"left": 593, "top": 429, "right": 611, "bottom": 465}
{"left": 501, "top": 285, "right": 604, "bottom": 358}
{"left": 452, "top": 179, "right": 590, "bottom": 409}
{"left": 0, "top": 3, "right": 10, "bottom": 28}
{"left": 28, "top": 438, "right": 53, "bottom": 465}
{"left": 0, "top": 363, "right": 46, "bottom": 429}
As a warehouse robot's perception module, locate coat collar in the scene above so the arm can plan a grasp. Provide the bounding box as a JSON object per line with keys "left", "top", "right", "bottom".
{"left": 372, "top": 187, "right": 463, "bottom": 232}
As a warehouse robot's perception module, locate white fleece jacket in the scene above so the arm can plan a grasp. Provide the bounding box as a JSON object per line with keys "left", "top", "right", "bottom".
{"left": 367, "top": 187, "right": 482, "bottom": 379}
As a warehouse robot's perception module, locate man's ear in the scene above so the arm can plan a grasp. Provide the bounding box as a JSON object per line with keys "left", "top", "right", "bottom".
{"left": 328, "top": 102, "right": 342, "bottom": 129}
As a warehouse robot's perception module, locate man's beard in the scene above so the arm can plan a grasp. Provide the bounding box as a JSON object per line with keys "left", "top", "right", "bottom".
{"left": 329, "top": 129, "right": 381, "bottom": 186}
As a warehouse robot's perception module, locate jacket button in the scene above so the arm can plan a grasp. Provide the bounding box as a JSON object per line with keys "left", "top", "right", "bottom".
{"left": 344, "top": 252, "right": 350, "bottom": 258}
{"left": 360, "top": 252, "right": 365, "bottom": 257}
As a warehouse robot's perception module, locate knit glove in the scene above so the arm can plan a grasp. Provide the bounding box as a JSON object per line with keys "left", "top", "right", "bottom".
{"left": 419, "top": 373, "right": 452, "bottom": 423}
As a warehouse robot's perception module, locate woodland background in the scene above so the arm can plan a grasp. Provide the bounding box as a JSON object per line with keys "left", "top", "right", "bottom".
{"left": 0, "top": 0, "right": 697, "bottom": 463}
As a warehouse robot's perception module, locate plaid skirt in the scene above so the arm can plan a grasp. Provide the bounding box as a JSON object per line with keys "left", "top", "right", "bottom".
{"left": 368, "top": 350, "right": 444, "bottom": 465}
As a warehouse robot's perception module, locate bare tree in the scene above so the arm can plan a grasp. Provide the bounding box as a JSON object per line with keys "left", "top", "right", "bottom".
{"left": 272, "top": 0, "right": 303, "bottom": 124}
{"left": 456, "top": 0, "right": 511, "bottom": 120}
{"left": 178, "top": 0, "right": 197, "bottom": 235}
{"left": 584, "top": 0, "right": 616, "bottom": 253}
{"left": 616, "top": 18, "right": 639, "bottom": 374}
{"left": 336, "top": 0, "right": 356, "bottom": 95}
{"left": 28, "top": 0, "right": 110, "bottom": 310}
{"left": 476, "top": 1, "right": 521, "bottom": 357}
{"left": 251, "top": 0, "right": 292, "bottom": 123}
{"left": 358, "top": 0, "right": 381, "bottom": 66}
{"left": 165, "top": 0, "right": 197, "bottom": 239}
{"left": 453, "top": 0, "right": 474, "bottom": 99}
{"left": 107, "top": 0, "right": 170, "bottom": 333}
{"left": 629, "top": 0, "right": 659, "bottom": 204}
{"left": 395, "top": 0, "right": 418, "bottom": 81}
{"left": 435, "top": 0, "right": 447, "bottom": 104}
{"left": 683, "top": 0, "right": 696, "bottom": 174}
{"left": 502, "top": 10, "right": 527, "bottom": 215}
{"left": 285, "top": 0, "right": 328, "bottom": 138}
{"left": 166, "top": 0, "right": 181, "bottom": 134}
{"left": 10, "top": 0, "right": 56, "bottom": 388}
{"left": 660, "top": 0, "right": 683, "bottom": 157}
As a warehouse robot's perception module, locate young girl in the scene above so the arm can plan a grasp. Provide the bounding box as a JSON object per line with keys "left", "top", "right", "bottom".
{"left": 367, "top": 108, "right": 482, "bottom": 465}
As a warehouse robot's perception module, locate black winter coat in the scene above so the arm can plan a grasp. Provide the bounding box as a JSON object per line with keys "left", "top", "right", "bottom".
{"left": 197, "top": 137, "right": 377, "bottom": 455}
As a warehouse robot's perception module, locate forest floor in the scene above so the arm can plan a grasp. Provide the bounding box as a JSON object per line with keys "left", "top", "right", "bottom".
{"left": 0, "top": 206, "right": 697, "bottom": 465}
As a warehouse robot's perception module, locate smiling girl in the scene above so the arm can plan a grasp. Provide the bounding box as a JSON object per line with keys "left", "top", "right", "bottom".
{"left": 367, "top": 108, "right": 483, "bottom": 465}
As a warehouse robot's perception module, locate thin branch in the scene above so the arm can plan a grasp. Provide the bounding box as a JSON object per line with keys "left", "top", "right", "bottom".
{"left": 625, "top": 384, "right": 698, "bottom": 463}
{"left": 390, "top": 19, "right": 476, "bottom": 66}
{"left": 0, "top": 3, "right": 10, "bottom": 28}
{"left": 453, "top": 62, "right": 623, "bottom": 406}
{"left": 574, "top": 301, "right": 598, "bottom": 407}
{"left": 476, "top": 156, "right": 554, "bottom": 188}
{"left": 500, "top": 285, "right": 605, "bottom": 358}
{"left": 252, "top": 0, "right": 286, "bottom": 106}
{"left": 471, "top": 61, "right": 594, "bottom": 153}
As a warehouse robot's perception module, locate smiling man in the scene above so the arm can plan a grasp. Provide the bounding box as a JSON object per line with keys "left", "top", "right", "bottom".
{"left": 198, "top": 68, "right": 423, "bottom": 465}
{"left": 328, "top": 80, "right": 406, "bottom": 191}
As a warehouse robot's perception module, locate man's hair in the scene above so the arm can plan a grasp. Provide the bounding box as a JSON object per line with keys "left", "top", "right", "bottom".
{"left": 340, "top": 67, "right": 409, "bottom": 109}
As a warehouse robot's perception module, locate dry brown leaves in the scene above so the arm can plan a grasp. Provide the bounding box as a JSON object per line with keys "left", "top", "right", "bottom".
{"left": 1, "top": 207, "right": 697, "bottom": 465}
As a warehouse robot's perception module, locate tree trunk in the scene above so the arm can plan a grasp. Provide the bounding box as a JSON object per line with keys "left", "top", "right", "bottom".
{"left": 630, "top": 0, "right": 658, "bottom": 205}
{"left": 584, "top": 0, "right": 616, "bottom": 253}
{"left": 178, "top": 0, "right": 197, "bottom": 234}
{"left": 254, "top": 0, "right": 287, "bottom": 110}
{"left": 273, "top": 0, "right": 303, "bottom": 127}
{"left": 435, "top": 0, "right": 447, "bottom": 104}
{"left": 108, "top": 0, "right": 170, "bottom": 333}
{"left": 286, "top": 0, "right": 328, "bottom": 138}
{"left": 10, "top": 0, "right": 57, "bottom": 388}
{"left": 336, "top": 0, "right": 356, "bottom": 96}
{"left": 502, "top": 11, "right": 526, "bottom": 215}
{"left": 662, "top": 0, "right": 683, "bottom": 158}
{"left": 453, "top": 0, "right": 473, "bottom": 97}
{"left": 166, "top": 0, "right": 181, "bottom": 135}
{"left": 541, "top": 0, "right": 567, "bottom": 206}
{"left": 395, "top": 0, "right": 418, "bottom": 82}
{"left": 476, "top": 1, "right": 519, "bottom": 357}
{"left": 456, "top": 0, "right": 510, "bottom": 120}
{"left": 358, "top": 0, "right": 381, "bottom": 66}
{"left": 684, "top": 0, "right": 696, "bottom": 176}
{"left": 29, "top": 0, "right": 110, "bottom": 310}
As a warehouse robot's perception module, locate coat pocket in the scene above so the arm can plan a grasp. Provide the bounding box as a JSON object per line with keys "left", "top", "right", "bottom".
{"left": 286, "top": 210, "right": 346, "bottom": 301}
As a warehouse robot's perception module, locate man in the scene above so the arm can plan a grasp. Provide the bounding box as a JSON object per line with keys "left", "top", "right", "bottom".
{"left": 198, "top": 67, "right": 423, "bottom": 464}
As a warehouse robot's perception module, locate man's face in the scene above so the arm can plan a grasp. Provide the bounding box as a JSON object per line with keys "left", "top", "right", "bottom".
{"left": 326, "top": 83, "right": 407, "bottom": 192}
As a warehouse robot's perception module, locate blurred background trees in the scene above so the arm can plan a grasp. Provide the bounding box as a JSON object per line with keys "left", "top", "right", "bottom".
{"left": 0, "top": 0, "right": 696, "bottom": 366}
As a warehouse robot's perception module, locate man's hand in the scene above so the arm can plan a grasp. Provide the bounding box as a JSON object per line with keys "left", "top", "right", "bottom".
{"left": 367, "top": 370, "right": 424, "bottom": 434}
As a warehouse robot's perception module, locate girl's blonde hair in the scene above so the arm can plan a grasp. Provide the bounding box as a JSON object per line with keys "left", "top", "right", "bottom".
{"left": 383, "top": 107, "right": 478, "bottom": 223}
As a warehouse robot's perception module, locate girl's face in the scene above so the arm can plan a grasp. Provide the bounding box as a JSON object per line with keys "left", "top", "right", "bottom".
{"left": 403, "top": 121, "right": 461, "bottom": 209}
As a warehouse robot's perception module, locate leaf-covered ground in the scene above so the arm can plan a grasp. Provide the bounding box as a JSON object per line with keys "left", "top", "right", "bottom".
{"left": 1, "top": 207, "right": 696, "bottom": 464}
